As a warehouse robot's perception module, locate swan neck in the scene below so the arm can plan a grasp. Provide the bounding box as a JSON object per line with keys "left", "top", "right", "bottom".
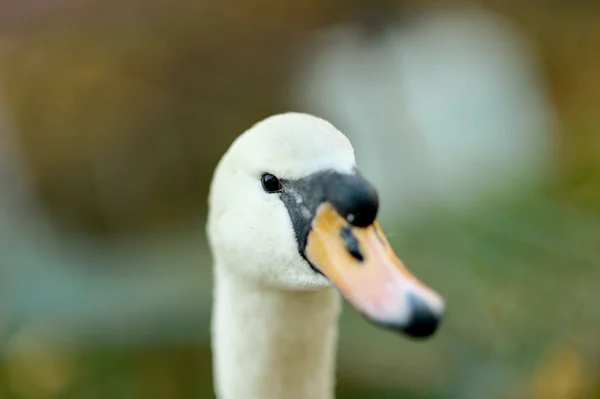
{"left": 212, "top": 265, "right": 342, "bottom": 399}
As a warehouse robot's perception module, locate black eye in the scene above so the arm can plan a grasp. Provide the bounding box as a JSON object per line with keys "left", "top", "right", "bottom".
{"left": 261, "top": 173, "right": 283, "bottom": 193}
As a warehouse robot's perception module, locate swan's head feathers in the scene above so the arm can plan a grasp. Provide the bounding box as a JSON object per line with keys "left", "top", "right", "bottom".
{"left": 207, "top": 113, "right": 356, "bottom": 289}
{"left": 208, "top": 112, "right": 445, "bottom": 338}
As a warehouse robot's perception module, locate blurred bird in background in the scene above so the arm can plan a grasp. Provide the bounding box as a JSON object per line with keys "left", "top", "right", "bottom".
{"left": 293, "top": 3, "right": 557, "bottom": 225}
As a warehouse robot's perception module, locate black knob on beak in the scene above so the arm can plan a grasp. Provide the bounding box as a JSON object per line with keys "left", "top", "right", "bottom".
{"left": 325, "top": 173, "right": 379, "bottom": 227}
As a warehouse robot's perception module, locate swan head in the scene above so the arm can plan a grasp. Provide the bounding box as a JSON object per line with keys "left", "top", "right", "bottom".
{"left": 208, "top": 112, "right": 444, "bottom": 339}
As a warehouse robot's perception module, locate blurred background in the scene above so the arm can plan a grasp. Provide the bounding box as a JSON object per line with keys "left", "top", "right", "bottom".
{"left": 0, "top": 0, "right": 599, "bottom": 398}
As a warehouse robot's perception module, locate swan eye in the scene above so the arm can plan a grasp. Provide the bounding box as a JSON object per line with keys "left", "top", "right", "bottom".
{"left": 261, "top": 173, "right": 283, "bottom": 193}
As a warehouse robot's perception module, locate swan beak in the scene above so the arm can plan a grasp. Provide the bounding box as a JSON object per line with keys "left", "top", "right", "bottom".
{"left": 305, "top": 203, "right": 445, "bottom": 338}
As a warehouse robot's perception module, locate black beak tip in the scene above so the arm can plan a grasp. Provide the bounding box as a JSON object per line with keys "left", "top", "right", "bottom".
{"left": 370, "top": 294, "right": 444, "bottom": 339}
{"left": 376, "top": 315, "right": 441, "bottom": 340}
{"left": 401, "top": 314, "right": 441, "bottom": 339}
{"left": 401, "top": 292, "right": 443, "bottom": 339}
{"left": 366, "top": 312, "right": 442, "bottom": 340}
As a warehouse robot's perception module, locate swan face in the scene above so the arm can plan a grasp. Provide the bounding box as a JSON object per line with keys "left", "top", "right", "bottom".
{"left": 208, "top": 112, "right": 445, "bottom": 338}
{"left": 208, "top": 113, "right": 356, "bottom": 290}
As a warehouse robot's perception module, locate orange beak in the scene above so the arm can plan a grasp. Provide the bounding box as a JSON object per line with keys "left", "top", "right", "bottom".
{"left": 305, "top": 203, "right": 444, "bottom": 338}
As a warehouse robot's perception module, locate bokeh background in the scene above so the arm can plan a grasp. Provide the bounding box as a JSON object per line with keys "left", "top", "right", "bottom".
{"left": 1, "top": 0, "right": 599, "bottom": 398}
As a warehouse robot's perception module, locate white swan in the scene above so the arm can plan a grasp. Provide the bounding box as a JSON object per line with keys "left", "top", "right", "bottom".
{"left": 207, "top": 112, "right": 445, "bottom": 399}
